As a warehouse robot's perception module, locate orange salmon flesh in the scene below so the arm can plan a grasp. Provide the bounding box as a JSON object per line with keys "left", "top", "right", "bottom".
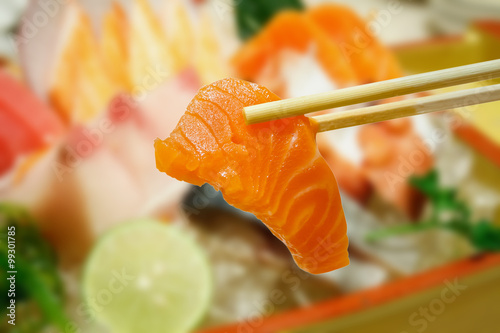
{"left": 154, "top": 78, "right": 348, "bottom": 274}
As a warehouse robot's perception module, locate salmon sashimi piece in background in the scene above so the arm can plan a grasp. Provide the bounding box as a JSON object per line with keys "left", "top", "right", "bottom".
{"left": 155, "top": 78, "right": 349, "bottom": 274}
{"left": 307, "top": 4, "right": 403, "bottom": 83}
{"left": 233, "top": 11, "right": 357, "bottom": 89}
{"left": 359, "top": 119, "right": 434, "bottom": 218}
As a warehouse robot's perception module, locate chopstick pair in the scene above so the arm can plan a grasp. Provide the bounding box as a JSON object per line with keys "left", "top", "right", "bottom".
{"left": 243, "top": 59, "right": 500, "bottom": 132}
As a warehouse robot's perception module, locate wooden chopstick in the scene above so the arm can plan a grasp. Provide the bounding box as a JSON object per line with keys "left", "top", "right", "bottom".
{"left": 310, "top": 83, "right": 500, "bottom": 132}
{"left": 244, "top": 59, "right": 500, "bottom": 125}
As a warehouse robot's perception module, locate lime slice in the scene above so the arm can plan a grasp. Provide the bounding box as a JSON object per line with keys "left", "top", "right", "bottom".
{"left": 82, "top": 220, "right": 212, "bottom": 333}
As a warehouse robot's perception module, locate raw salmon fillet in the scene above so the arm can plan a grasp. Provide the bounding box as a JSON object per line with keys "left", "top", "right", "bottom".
{"left": 233, "top": 11, "right": 357, "bottom": 88}
{"left": 155, "top": 78, "right": 348, "bottom": 274}
{"left": 307, "top": 4, "right": 403, "bottom": 83}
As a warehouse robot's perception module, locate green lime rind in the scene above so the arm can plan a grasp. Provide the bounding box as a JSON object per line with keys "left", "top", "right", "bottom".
{"left": 81, "top": 220, "right": 212, "bottom": 333}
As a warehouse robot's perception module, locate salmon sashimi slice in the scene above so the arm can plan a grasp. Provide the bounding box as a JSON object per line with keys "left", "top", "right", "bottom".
{"left": 155, "top": 78, "right": 348, "bottom": 274}
{"left": 233, "top": 11, "right": 357, "bottom": 88}
{"left": 49, "top": 2, "right": 118, "bottom": 123}
{"left": 101, "top": 2, "right": 132, "bottom": 91}
{"left": 307, "top": 4, "right": 403, "bottom": 83}
{"left": 358, "top": 119, "right": 433, "bottom": 218}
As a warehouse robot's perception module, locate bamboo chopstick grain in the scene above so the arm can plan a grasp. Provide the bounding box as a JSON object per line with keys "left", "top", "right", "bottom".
{"left": 244, "top": 59, "right": 500, "bottom": 125}
{"left": 310, "top": 83, "right": 500, "bottom": 132}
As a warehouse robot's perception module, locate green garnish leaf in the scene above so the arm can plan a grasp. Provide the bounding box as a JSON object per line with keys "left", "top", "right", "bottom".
{"left": 0, "top": 204, "right": 68, "bottom": 332}
{"left": 366, "top": 170, "right": 500, "bottom": 253}
{"left": 234, "top": 0, "right": 304, "bottom": 41}
{"left": 471, "top": 220, "right": 500, "bottom": 251}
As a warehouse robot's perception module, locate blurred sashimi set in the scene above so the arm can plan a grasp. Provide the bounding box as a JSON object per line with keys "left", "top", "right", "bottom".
{"left": 0, "top": 0, "right": 500, "bottom": 332}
